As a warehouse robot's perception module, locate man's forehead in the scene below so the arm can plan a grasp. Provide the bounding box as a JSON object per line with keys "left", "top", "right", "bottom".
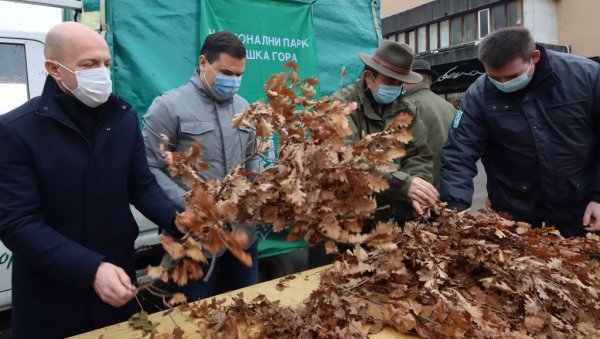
{"left": 213, "top": 52, "right": 244, "bottom": 64}
{"left": 487, "top": 57, "right": 528, "bottom": 70}
{"left": 62, "top": 38, "right": 110, "bottom": 61}
{"left": 376, "top": 72, "right": 402, "bottom": 84}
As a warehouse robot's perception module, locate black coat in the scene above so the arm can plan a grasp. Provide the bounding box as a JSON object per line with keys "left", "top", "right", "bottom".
{"left": 0, "top": 77, "right": 180, "bottom": 338}
{"left": 441, "top": 46, "right": 600, "bottom": 237}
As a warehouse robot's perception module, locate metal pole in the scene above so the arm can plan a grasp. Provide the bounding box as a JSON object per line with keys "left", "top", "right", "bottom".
{"left": 371, "top": 0, "right": 382, "bottom": 46}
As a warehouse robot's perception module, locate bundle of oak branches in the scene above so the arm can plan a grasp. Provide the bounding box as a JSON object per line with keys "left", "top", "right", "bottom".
{"left": 143, "top": 62, "right": 600, "bottom": 338}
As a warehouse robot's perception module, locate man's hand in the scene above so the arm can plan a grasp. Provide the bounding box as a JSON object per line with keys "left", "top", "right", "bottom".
{"left": 407, "top": 177, "right": 439, "bottom": 207}
{"left": 412, "top": 200, "right": 431, "bottom": 219}
{"left": 583, "top": 201, "right": 600, "bottom": 232}
{"left": 93, "top": 262, "right": 135, "bottom": 307}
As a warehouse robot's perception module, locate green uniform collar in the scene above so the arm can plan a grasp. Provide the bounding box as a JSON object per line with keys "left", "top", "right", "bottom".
{"left": 355, "top": 78, "right": 384, "bottom": 121}
{"left": 404, "top": 82, "right": 430, "bottom": 96}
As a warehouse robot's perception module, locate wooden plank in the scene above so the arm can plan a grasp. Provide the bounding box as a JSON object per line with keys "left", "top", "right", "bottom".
{"left": 71, "top": 266, "right": 416, "bottom": 338}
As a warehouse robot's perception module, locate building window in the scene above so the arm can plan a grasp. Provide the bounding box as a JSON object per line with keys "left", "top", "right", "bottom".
{"left": 508, "top": 0, "right": 521, "bottom": 26}
{"left": 396, "top": 33, "right": 403, "bottom": 44}
{"left": 492, "top": 3, "right": 506, "bottom": 31}
{"left": 451, "top": 16, "right": 463, "bottom": 45}
{"left": 491, "top": 1, "right": 521, "bottom": 31}
{"left": 417, "top": 26, "right": 427, "bottom": 53}
{"left": 408, "top": 30, "right": 416, "bottom": 52}
{"left": 429, "top": 23, "right": 438, "bottom": 50}
{"left": 390, "top": 1, "right": 522, "bottom": 52}
{"left": 440, "top": 20, "right": 450, "bottom": 48}
{"left": 478, "top": 9, "right": 490, "bottom": 39}
{"left": 464, "top": 12, "right": 477, "bottom": 42}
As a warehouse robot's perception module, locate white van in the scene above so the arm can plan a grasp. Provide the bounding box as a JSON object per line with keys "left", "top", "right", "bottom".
{"left": 0, "top": 30, "right": 161, "bottom": 312}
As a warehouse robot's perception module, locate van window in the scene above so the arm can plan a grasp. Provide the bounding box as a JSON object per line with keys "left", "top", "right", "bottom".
{"left": 0, "top": 43, "right": 29, "bottom": 114}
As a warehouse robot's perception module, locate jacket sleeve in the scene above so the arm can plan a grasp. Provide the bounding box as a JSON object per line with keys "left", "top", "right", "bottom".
{"left": 389, "top": 108, "right": 434, "bottom": 197}
{"left": 440, "top": 84, "right": 488, "bottom": 210}
{"left": 245, "top": 130, "right": 261, "bottom": 173}
{"left": 0, "top": 120, "right": 103, "bottom": 293}
{"left": 592, "top": 65, "right": 600, "bottom": 203}
{"left": 345, "top": 104, "right": 433, "bottom": 201}
{"left": 129, "top": 112, "right": 183, "bottom": 237}
{"left": 142, "top": 96, "right": 187, "bottom": 208}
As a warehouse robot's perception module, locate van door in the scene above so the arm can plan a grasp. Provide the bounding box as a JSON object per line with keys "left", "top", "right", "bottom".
{"left": 0, "top": 36, "right": 46, "bottom": 113}
{"left": 0, "top": 35, "right": 46, "bottom": 311}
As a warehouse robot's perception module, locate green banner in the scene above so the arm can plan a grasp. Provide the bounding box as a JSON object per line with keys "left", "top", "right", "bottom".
{"left": 199, "top": 0, "right": 319, "bottom": 103}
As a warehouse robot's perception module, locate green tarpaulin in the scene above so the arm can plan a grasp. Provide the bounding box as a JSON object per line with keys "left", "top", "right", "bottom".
{"left": 101, "top": 0, "right": 380, "bottom": 115}
{"left": 200, "top": 0, "right": 319, "bottom": 102}
{"left": 90, "top": 0, "right": 381, "bottom": 258}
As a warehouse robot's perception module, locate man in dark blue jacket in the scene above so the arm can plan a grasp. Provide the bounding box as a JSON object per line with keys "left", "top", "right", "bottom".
{"left": 0, "top": 22, "right": 181, "bottom": 338}
{"left": 441, "top": 27, "right": 600, "bottom": 238}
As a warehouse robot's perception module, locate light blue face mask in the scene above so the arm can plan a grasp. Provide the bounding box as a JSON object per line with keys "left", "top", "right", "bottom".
{"left": 370, "top": 74, "right": 403, "bottom": 104}
{"left": 488, "top": 63, "right": 534, "bottom": 93}
{"left": 205, "top": 62, "right": 242, "bottom": 101}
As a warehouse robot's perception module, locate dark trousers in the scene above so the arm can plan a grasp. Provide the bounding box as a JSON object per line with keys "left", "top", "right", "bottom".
{"left": 307, "top": 242, "right": 356, "bottom": 269}
{"left": 185, "top": 241, "right": 258, "bottom": 301}
{"left": 510, "top": 202, "right": 590, "bottom": 238}
{"left": 258, "top": 247, "right": 308, "bottom": 282}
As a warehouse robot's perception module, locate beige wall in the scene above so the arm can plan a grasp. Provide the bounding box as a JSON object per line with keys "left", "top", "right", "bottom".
{"left": 556, "top": 0, "right": 600, "bottom": 57}
{"left": 381, "top": 0, "right": 434, "bottom": 18}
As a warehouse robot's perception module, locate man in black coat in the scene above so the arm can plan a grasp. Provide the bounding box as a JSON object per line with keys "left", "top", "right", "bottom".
{"left": 0, "top": 22, "right": 181, "bottom": 338}
{"left": 441, "top": 27, "right": 600, "bottom": 237}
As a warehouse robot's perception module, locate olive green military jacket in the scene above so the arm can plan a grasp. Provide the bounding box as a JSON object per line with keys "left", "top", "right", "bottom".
{"left": 332, "top": 78, "right": 434, "bottom": 223}
{"left": 403, "top": 83, "right": 456, "bottom": 190}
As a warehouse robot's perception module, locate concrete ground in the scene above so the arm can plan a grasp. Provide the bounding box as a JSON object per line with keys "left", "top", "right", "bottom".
{"left": 471, "top": 161, "right": 488, "bottom": 213}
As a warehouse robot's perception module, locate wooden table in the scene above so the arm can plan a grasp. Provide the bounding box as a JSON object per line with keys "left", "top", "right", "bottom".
{"left": 72, "top": 266, "right": 415, "bottom": 338}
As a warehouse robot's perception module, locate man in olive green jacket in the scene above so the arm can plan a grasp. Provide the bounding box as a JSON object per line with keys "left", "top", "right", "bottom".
{"left": 308, "top": 42, "right": 437, "bottom": 268}
{"left": 333, "top": 41, "right": 437, "bottom": 223}
{"left": 403, "top": 59, "right": 457, "bottom": 190}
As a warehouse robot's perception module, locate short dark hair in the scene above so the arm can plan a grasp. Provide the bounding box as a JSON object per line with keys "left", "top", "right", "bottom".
{"left": 363, "top": 64, "right": 379, "bottom": 77}
{"left": 200, "top": 31, "right": 246, "bottom": 63}
{"left": 478, "top": 27, "right": 535, "bottom": 69}
{"left": 416, "top": 72, "right": 431, "bottom": 84}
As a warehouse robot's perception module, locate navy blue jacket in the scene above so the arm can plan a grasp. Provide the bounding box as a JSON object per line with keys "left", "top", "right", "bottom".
{"left": 441, "top": 46, "right": 600, "bottom": 236}
{"left": 0, "top": 77, "right": 180, "bottom": 338}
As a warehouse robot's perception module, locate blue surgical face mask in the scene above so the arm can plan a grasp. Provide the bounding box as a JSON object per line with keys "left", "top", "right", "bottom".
{"left": 488, "top": 63, "right": 534, "bottom": 93}
{"left": 370, "top": 74, "right": 403, "bottom": 104}
{"left": 204, "top": 62, "right": 242, "bottom": 101}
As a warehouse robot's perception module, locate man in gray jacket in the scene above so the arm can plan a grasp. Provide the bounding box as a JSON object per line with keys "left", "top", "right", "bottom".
{"left": 142, "top": 31, "right": 258, "bottom": 300}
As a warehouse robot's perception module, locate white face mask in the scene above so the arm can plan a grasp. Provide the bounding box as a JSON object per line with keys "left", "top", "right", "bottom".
{"left": 55, "top": 61, "right": 113, "bottom": 108}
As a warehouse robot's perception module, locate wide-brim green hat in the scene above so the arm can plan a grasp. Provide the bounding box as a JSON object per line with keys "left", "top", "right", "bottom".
{"left": 359, "top": 40, "right": 423, "bottom": 84}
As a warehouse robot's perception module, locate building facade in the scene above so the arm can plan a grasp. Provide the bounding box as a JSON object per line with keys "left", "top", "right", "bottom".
{"left": 381, "top": 0, "right": 599, "bottom": 103}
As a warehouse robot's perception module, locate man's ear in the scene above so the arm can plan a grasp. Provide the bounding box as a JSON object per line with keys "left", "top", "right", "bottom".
{"left": 532, "top": 49, "right": 541, "bottom": 64}
{"left": 45, "top": 60, "right": 61, "bottom": 80}
{"left": 199, "top": 55, "right": 207, "bottom": 72}
{"left": 363, "top": 70, "right": 374, "bottom": 87}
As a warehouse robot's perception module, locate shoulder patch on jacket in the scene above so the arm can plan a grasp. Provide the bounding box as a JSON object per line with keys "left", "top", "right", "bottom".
{"left": 453, "top": 110, "right": 463, "bottom": 128}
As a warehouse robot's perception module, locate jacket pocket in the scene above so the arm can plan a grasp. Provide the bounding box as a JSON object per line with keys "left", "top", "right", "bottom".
{"left": 568, "top": 175, "right": 594, "bottom": 192}
{"left": 487, "top": 171, "right": 534, "bottom": 216}
{"left": 238, "top": 125, "right": 253, "bottom": 135}
{"left": 493, "top": 171, "right": 533, "bottom": 194}
{"left": 180, "top": 121, "right": 214, "bottom": 135}
{"left": 544, "top": 98, "right": 588, "bottom": 110}
{"left": 555, "top": 176, "right": 593, "bottom": 203}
